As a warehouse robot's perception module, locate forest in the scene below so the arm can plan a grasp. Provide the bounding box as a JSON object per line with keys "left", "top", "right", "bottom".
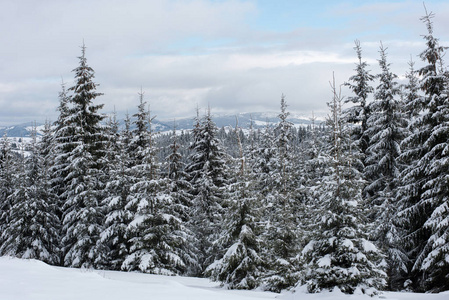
{"left": 0, "top": 9, "right": 448, "bottom": 295}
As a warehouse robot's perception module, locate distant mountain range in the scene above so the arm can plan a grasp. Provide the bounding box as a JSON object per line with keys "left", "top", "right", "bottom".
{"left": 0, "top": 112, "right": 324, "bottom": 138}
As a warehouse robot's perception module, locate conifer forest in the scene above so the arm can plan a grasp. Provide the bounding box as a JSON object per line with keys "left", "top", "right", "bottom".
{"left": 1, "top": 9, "right": 448, "bottom": 295}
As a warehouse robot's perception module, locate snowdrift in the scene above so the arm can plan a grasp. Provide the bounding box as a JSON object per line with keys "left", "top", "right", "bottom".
{"left": 0, "top": 257, "right": 448, "bottom": 300}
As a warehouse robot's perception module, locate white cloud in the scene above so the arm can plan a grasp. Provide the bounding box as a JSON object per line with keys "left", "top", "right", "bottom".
{"left": 1, "top": 0, "right": 449, "bottom": 125}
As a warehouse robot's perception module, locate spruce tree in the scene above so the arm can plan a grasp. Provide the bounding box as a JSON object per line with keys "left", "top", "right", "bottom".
{"left": 344, "top": 40, "right": 375, "bottom": 168}
{"left": 365, "top": 44, "right": 408, "bottom": 290}
{"left": 165, "top": 125, "right": 198, "bottom": 275}
{"left": 123, "top": 92, "right": 162, "bottom": 273}
{"left": 0, "top": 125, "right": 60, "bottom": 264}
{"left": 414, "top": 9, "right": 449, "bottom": 292}
{"left": 50, "top": 81, "right": 73, "bottom": 223}
{"left": 100, "top": 112, "right": 133, "bottom": 270}
{"left": 0, "top": 133, "right": 15, "bottom": 247}
{"left": 263, "top": 96, "right": 299, "bottom": 292}
{"left": 397, "top": 9, "right": 449, "bottom": 292}
{"left": 123, "top": 94, "right": 188, "bottom": 275}
{"left": 61, "top": 44, "right": 108, "bottom": 268}
{"left": 251, "top": 123, "right": 277, "bottom": 199}
{"left": 395, "top": 58, "right": 422, "bottom": 291}
{"left": 206, "top": 118, "right": 264, "bottom": 289}
{"left": 300, "top": 78, "right": 386, "bottom": 295}
{"left": 185, "top": 108, "right": 229, "bottom": 274}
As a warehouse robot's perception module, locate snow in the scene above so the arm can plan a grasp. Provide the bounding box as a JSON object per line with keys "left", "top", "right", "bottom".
{"left": 1, "top": 257, "right": 449, "bottom": 300}
{"left": 318, "top": 255, "right": 331, "bottom": 268}
{"left": 362, "top": 239, "right": 378, "bottom": 253}
{"left": 302, "top": 241, "right": 315, "bottom": 254}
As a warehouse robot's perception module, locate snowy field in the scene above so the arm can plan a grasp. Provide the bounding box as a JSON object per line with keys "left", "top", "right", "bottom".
{"left": 1, "top": 257, "right": 448, "bottom": 300}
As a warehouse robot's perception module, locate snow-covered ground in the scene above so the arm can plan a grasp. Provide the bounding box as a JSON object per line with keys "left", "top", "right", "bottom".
{"left": 1, "top": 257, "right": 448, "bottom": 300}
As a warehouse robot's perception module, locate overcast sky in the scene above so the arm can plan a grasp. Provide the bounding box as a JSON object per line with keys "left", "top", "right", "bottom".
{"left": 1, "top": 0, "right": 449, "bottom": 126}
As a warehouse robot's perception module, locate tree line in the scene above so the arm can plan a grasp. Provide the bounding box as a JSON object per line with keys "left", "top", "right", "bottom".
{"left": 0, "top": 9, "right": 448, "bottom": 295}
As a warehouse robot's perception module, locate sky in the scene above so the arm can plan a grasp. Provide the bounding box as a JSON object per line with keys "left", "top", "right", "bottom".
{"left": 1, "top": 0, "right": 449, "bottom": 126}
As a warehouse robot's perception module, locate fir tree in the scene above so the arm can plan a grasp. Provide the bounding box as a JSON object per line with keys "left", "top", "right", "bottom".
{"left": 100, "top": 112, "right": 133, "bottom": 270}
{"left": 263, "top": 96, "right": 299, "bottom": 292}
{"left": 0, "top": 125, "right": 60, "bottom": 264}
{"left": 165, "top": 125, "right": 198, "bottom": 275}
{"left": 185, "top": 108, "right": 229, "bottom": 274}
{"left": 344, "top": 40, "right": 375, "bottom": 168}
{"left": 300, "top": 77, "right": 386, "bottom": 295}
{"left": 0, "top": 133, "right": 16, "bottom": 247}
{"left": 123, "top": 94, "right": 188, "bottom": 275}
{"left": 397, "top": 9, "right": 449, "bottom": 292}
{"left": 61, "top": 44, "right": 108, "bottom": 268}
{"left": 206, "top": 118, "right": 264, "bottom": 289}
{"left": 50, "top": 80, "right": 73, "bottom": 224}
{"left": 414, "top": 9, "right": 449, "bottom": 292}
{"left": 251, "top": 123, "right": 277, "bottom": 198}
{"left": 365, "top": 44, "right": 408, "bottom": 290}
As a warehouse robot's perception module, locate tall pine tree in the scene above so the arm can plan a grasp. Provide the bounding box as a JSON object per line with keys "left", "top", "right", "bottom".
{"left": 185, "top": 108, "right": 229, "bottom": 275}
{"left": 0, "top": 125, "right": 60, "bottom": 264}
{"left": 365, "top": 43, "right": 408, "bottom": 290}
{"left": 397, "top": 9, "right": 449, "bottom": 292}
{"left": 344, "top": 40, "right": 375, "bottom": 170}
{"left": 61, "top": 44, "right": 108, "bottom": 268}
{"left": 300, "top": 77, "right": 386, "bottom": 295}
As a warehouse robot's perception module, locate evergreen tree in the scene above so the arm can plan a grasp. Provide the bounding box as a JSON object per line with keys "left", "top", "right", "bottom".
{"left": 296, "top": 113, "right": 327, "bottom": 241}
{"left": 0, "top": 125, "right": 60, "bottom": 264}
{"left": 365, "top": 44, "right": 408, "bottom": 290}
{"left": 415, "top": 9, "right": 449, "bottom": 292}
{"left": 403, "top": 58, "right": 422, "bottom": 119}
{"left": 50, "top": 81, "right": 73, "bottom": 224}
{"left": 397, "top": 9, "right": 449, "bottom": 292}
{"left": 123, "top": 94, "right": 188, "bottom": 275}
{"left": 185, "top": 108, "right": 229, "bottom": 274}
{"left": 0, "top": 133, "right": 15, "bottom": 247}
{"left": 344, "top": 40, "right": 375, "bottom": 168}
{"left": 263, "top": 96, "right": 299, "bottom": 292}
{"left": 251, "top": 123, "right": 277, "bottom": 199}
{"left": 123, "top": 93, "right": 161, "bottom": 272}
{"left": 61, "top": 44, "right": 108, "bottom": 268}
{"left": 165, "top": 125, "right": 198, "bottom": 275}
{"left": 100, "top": 112, "right": 133, "bottom": 270}
{"left": 394, "top": 58, "right": 421, "bottom": 291}
{"left": 206, "top": 118, "right": 264, "bottom": 289}
{"left": 300, "top": 78, "right": 386, "bottom": 295}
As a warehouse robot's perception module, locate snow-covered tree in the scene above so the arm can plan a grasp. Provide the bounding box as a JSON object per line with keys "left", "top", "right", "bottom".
{"left": 262, "top": 96, "right": 299, "bottom": 292}
{"left": 414, "top": 9, "right": 449, "bottom": 292}
{"left": 61, "top": 44, "right": 108, "bottom": 268}
{"left": 365, "top": 44, "right": 408, "bottom": 290}
{"left": 300, "top": 78, "right": 386, "bottom": 295}
{"left": 0, "top": 133, "right": 16, "bottom": 247}
{"left": 344, "top": 40, "right": 375, "bottom": 167}
{"left": 397, "top": 9, "right": 449, "bottom": 292}
{"left": 393, "top": 58, "right": 422, "bottom": 291}
{"left": 165, "top": 125, "right": 198, "bottom": 275}
{"left": 123, "top": 94, "right": 190, "bottom": 275}
{"left": 185, "top": 108, "right": 230, "bottom": 274}
{"left": 0, "top": 125, "right": 60, "bottom": 264}
{"left": 100, "top": 112, "right": 133, "bottom": 270}
{"left": 251, "top": 123, "right": 277, "bottom": 199}
{"left": 50, "top": 81, "right": 73, "bottom": 222}
{"left": 206, "top": 118, "right": 264, "bottom": 289}
{"left": 402, "top": 58, "right": 422, "bottom": 119}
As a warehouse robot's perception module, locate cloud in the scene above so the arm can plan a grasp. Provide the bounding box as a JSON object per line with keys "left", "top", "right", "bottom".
{"left": 0, "top": 0, "right": 448, "bottom": 126}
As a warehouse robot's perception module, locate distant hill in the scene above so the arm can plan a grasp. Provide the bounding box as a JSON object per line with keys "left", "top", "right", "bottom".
{"left": 0, "top": 112, "right": 324, "bottom": 138}
{"left": 0, "top": 122, "right": 46, "bottom": 138}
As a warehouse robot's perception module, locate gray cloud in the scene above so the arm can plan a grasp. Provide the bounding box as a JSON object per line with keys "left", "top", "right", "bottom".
{"left": 1, "top": 0, "right": 448, "bottom": 126}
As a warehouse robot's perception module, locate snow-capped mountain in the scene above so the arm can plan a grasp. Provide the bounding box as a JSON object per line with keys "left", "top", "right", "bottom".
{"left": 0, "top": 112, "right": 324, "bottom": 137}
